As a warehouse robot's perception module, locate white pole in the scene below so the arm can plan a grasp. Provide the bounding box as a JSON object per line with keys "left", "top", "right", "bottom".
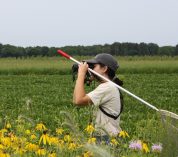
{"left": 70, "top": 57, "right": 159, "bottom": 111}
{"left": 57, "top": 50, "right": 159, "bottom": 112}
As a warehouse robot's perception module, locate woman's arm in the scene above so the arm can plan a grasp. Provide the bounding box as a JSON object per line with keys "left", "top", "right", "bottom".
{"left": 73, "top": 62, "right": 92, "bottom": 106}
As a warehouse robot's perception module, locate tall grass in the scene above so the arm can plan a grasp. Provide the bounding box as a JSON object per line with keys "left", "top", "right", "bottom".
{"left": 0, "top": 56, "right": 178, "bottom": 75}
{"left": 0, "top": 57, "right": 72, "bottom": 75}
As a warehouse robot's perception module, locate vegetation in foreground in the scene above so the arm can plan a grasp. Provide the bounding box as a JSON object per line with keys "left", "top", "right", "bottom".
{"left": 1, "top": 115, "right": 177, "bottom": 157}
{"left": 0, "top": 73, "right": 177, "bottom": 156}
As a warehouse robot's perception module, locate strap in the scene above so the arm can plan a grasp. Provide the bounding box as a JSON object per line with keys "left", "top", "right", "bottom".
{"left": 99, "top": 106, "right": 121, "bottom": 120}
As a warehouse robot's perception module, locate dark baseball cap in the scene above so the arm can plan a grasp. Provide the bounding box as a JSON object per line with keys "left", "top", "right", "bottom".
{"left": 85, "top": 53, "right": 119, "bottom": 72}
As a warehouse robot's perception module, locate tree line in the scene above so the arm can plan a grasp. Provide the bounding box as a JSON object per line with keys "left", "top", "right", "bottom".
{"left": 0, "top": 42, "right": 178, "bottom": 58}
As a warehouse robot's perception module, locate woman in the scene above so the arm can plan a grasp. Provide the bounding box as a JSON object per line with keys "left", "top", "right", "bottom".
{"left": 73, "top": 53, "right": 123, "bottom": 143}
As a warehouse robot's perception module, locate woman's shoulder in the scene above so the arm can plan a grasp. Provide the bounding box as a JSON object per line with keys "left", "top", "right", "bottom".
{"left": 98, "top": 82, "right": 117, "bottom": 90}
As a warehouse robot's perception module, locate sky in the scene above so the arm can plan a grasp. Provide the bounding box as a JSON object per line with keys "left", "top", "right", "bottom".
{"left": 0, "top": 0, "right": 178, "bottom": 47}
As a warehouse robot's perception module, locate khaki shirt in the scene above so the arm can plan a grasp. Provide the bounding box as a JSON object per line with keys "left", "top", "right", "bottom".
{"left": 87, "top": 82, "right": 122, "bottom": 136}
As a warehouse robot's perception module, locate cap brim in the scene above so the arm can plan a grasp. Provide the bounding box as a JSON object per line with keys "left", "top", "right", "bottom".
{"left": 83, "top": 59, "right": 98, "bottom": 64}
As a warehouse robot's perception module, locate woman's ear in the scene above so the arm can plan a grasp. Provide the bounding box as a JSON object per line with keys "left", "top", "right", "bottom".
{"left": 102, "top": 66, "right": 108, "bottom": 73}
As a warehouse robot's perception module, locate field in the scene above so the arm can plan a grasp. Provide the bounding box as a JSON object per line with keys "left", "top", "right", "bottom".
{"left": 1, "top": 56, "right": 178, "bottom": 75}
{"left": 0, "top": 56, "right": 178, "bottom": 156}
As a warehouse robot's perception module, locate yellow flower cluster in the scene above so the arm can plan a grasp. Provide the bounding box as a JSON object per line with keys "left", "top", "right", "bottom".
{"left": 142, "top": 142, "right": 150, "bottom": 153}
{"left": 110, "top": 138, "right": 119, "bottom": 146}
{"left": 85, "top": 124, "right": 95, "bottom": 134}
{"left": 118, "top": 130, "right": 129, "bottom": 138}
{"left": 0, "top": 122, "right": 85, "bottom": 156}
{"left": 88, "top": 137, "right": 96, "bottom": 144}
{"left": 0, "top": 120, "right": 158, "bottom": 156}
{"left": 35, "top": 123, "right": 47, "bottom": 131}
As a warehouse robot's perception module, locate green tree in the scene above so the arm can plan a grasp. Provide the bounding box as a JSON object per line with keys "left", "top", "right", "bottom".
{"left": 174, "top": 44, "right": 178, "bottom": 56}
{"left": 139, "top": 42, "right": 149, "bottom": 55}
{"left": 102, "top": 44, "right": 111, "bottom": 54}
{"left": 15, "top": 47, "right": 25, "bottom": 59}
{"left": 111, "top": 42, "right": 121, "bottom": 55}
{"left": 47, "top": 47, "right": 57, "bottom": 56}
{"left": 0, "top": 43, "right": 3, "bottom": 57}
{"left": 1, "top": 44, "right": 17, "bottom": 57}
{"left": 26, "top": 46, "right": 41, "bottom": 57}
{"left": 148, "top": 43, "right": 159, "bottom": 55}
{"left": 126, "top": 43, "right": 139, "bottom": 55}
{"left": 41, "top": 46, "right": 49, "bottom": 56}
{"left": 159, "top": 46, "right": 175, "bottom": 56}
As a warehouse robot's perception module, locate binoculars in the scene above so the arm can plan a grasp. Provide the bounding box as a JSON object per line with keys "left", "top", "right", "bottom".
{"left": 71, "top": 63, "right": 94, "bottom": 86}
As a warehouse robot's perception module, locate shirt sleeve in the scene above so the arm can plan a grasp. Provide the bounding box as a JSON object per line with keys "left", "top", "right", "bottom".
{"left": 87, "top": 83, "right": 111, "bottom": 106}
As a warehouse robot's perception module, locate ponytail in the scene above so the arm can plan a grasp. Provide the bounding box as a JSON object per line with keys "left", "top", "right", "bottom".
{"left": 106, "top": 67, "right": 124, "bottom": 115}
{"left": 112, "top": 76, "right": 124, "bottom": 115}
{"left": 112, "top": 76, "right": 123, "bottom": 86}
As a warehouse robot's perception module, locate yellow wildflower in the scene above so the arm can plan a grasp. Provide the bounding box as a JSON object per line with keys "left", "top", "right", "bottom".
{"left": 36, "top": 148, "right": 46, "bottom": 156}
{"left": 18, "top": 137, "right": 27, "bottom": 145}
{"left": 56, "top": 128, "right": 64, "bottom": 135}
{"left": 25, "top": 130, "right": 31, "bottom": 135}
{"left": 48, "top": 152, "right": 56, "bottom": 157}
{"left": 0, "top": 129, "right": 8, "bottom": 132}
{"left": 85, "top": 124, "right": 95, "bottom": 134}
{"left": 77, "top": 144, "right": 83, "bottom": 149}
{"left": 10, "top": 134, "right": 18, "bottom": 144}
{"left": 30, "top": 134, "right": 37, "bottom": 140}
{"left": 35, "top": 123, "right": 47, "bottom": 131}
{"left": 83, "top": 151, "right": 94, "bottom": 157}
{"left": 14, "top": 146, "right": 26, "bottom": 155}
{"left": 25, "top": 142, "right": 39, "bottom": 151}
{"left": 39, "top": 131, "right": 51, "bottom": 145}
{"left": 49, "top": 137, "right": 59, "bottom": 145}
{"left": 110, "top": 138, "right": 119, "bottom": 146}
{"left": 0, "top": 129, "right": 8, "bottom": 138}
{"left": 68, "top": 141, "right": 77, "bottom": 150}
{"left": 0, "top": 144, "right": 4, "bottom": 149}
{"left": 58, "top": 139, "right": 64, "bottom": 148}
{"left": 6, "top": 122, "right": 11, "bottom": 129}
{"left": 0, "top": 151, "right": 10, "bottom": 157}
{"left": 1, "top": 137, "right": 11, "bottom": 147}
{"left": 88, "top": 137, "right": 96, "bottom": 144}
{"left": 64, "top": 134, "right": 71, "bottom": 142}
{"left": 142, "top": 142, "right": 150, "bottom": 153}
{"left": 119, "top": 130, "right": 129, "bottom": 138}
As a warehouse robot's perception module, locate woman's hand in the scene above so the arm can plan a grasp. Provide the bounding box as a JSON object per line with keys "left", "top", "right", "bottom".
{"left": 73, "top": 62, "right": 92, "bottom": 106}
{"left": 78, "top": 62, "right": 89, "bottom": 77}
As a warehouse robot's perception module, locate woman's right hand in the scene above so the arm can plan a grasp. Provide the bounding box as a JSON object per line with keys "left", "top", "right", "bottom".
{"left": 78, "top": 62, "right": 89, "bottom": 77}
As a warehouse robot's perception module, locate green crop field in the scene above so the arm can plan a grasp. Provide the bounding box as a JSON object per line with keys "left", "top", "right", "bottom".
{"left": 0, "top": 57, "right": 178, "bottom": 156}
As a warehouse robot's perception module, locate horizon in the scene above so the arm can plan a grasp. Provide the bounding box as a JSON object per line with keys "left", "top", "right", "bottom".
{"left": 1, "top": 41, "right": 177, "bottom": 48}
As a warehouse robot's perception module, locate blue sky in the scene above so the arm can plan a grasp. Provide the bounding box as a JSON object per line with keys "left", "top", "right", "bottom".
{"left": 0, "top": 0, "right": 178, "bottom": 47}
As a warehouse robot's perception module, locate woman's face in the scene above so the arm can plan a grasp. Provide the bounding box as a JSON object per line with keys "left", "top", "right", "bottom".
{"left": 93, "top": 64, "right": 108, "bottom": 75}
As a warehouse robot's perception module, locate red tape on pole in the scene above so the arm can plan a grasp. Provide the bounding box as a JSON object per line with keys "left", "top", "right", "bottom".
{"left": 57, "top": 50, "right": 71, "bottom": 59}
